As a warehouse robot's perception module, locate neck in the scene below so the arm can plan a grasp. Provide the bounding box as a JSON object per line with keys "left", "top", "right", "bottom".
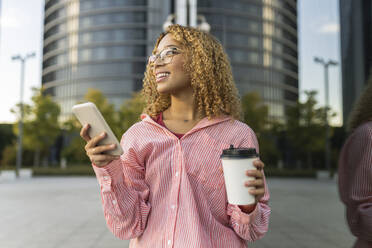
{"left": 164, "top": 89, "right": 204, "bottom": 121}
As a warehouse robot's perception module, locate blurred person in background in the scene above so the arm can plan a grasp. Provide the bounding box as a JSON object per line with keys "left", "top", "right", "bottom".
{"left": 338, "top": 75, "right": 372, "bottom": 248}
{"left": 79, "top": 25, "right": 270, "bottom": 247}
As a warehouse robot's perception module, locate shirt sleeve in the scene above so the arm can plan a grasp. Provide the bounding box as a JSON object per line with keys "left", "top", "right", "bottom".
{"left": 92, "top": 130, "right": 151, "bottom": 240}
{"left": 226, "top": 123, "right": 271, "bottom": 241}
{"left": 338, "top": 123, "right": 372, "bottom": 243}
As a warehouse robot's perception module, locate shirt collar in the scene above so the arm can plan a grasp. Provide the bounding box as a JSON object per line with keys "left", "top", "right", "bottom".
{"left": 140, "top": 113, "right": 233, "bottom": 135}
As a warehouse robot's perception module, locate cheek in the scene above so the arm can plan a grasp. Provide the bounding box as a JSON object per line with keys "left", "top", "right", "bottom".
{"left": 173, "top": 62, "right": 190, "bottom": 81}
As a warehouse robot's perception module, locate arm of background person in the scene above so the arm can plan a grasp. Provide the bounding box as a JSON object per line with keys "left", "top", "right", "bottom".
{"left": 339, "top": 123, "right": 372, "bottom": 242}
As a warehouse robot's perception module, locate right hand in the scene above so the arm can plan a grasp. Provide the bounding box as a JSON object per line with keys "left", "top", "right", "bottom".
{"left": 80, "top": 124, "right": 120, "bottom": 167}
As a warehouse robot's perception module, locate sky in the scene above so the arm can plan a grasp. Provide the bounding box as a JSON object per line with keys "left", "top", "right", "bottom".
{"left": 0, "top": 0, "right": 342, "bottom": 125}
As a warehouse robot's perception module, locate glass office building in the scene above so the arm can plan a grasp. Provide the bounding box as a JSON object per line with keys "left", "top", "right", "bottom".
{"left": 42, "top": 0, "right": 298, "bottom": 122}
{"left": 198, "top": 0, "right": 298, "bottom": 122}
{"left": 42, "top": 0, "right": 169, "bottom": 120}
{"left": 340, "top": 0, "right": 372, "bottom": 124}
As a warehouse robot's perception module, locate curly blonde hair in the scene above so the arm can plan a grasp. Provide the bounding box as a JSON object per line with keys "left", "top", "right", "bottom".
{"left": 141, "top": 24, "right": 242, "bottom": 120}
{"left": 347, "top": 75, "right": 372, "bottom": 132}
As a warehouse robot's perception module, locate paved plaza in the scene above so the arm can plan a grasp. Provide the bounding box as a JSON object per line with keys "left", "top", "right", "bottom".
{"left": 0, "top": 176, "right": 354, "bottom": 248}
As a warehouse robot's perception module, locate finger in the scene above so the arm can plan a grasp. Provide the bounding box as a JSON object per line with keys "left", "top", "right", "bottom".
{"left": 249, "top": 188, "right": 265, "bottom": 196}
{"left": 86, "top": 132, "right": 106, "bottom": 149}
{"left": 253, "top": 160, "right": 265, "bottom": 170}
{"left": 80, "top": 124, "right": 91, "bottom": 142}
{"left": 246, "top": 169, "right": 263, "bottom": 178}
{"left": 245, "top": 179, "right": 263, "bottom": 187}
{"left": 91, "top": 154, "right": 119, "bottom": 163}
{"left": 90, "top": 144, "right": 117, "bottom": 155}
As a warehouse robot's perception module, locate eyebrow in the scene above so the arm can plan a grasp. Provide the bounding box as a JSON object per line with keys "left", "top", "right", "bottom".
{"left": 155, "top": 45, "right": 179, "bottom": 54}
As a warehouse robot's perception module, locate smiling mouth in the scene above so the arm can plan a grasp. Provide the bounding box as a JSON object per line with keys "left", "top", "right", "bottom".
{"left": 156, "top": 72, "right": 170, "bottom": 82}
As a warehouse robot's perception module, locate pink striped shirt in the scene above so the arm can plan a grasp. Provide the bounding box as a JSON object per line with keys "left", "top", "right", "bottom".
{"left": 92, "top": 114, "right": 270, "bottom": 247}
{"left": 338, "top": 121, "right": 372, "bottom": 248}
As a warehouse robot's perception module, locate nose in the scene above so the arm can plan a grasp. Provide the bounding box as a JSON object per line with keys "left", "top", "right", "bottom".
{"left": 153, "top": 57, "right": 165, "bottom": 67}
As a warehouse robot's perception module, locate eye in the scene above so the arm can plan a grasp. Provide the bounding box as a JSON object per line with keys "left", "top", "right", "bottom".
{"left": 164, "top": 49, "right": 177, "bottom": 56}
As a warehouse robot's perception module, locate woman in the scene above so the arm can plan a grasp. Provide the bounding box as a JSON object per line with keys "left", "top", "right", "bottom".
{"left": 338, "top": 77, "right": 372, "bottom": 248}
{"left": 80, "top": 25, "right": 270, "bottom": 247}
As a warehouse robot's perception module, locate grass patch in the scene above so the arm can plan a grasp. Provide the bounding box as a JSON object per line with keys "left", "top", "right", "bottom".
{"left": 264, "top": 167, "right": 317, "bottom": 178}
{"left": 32, "top": 166, "right": 94, "bottom": 177}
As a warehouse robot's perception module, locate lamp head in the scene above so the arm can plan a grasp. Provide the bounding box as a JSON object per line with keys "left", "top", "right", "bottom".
{"left": 314, "top": 57, "right": 324, "bottom": 64}
{"left": 328, "top": 60, "right": 338, "bottom": 66}
{"left": 12, "top": 55, "right": 21, "bottom": 61}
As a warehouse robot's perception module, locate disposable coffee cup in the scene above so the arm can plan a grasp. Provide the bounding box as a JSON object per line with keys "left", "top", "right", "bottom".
{"left": 220, "top": 145, "right": 259, "bottom": 205}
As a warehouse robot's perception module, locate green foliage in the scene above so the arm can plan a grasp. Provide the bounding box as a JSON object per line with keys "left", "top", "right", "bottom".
{"left": 32, "top": 165, "right": 94, "bottom": 176}
{"left": 0, "top": 124, "right": 16, "bottom": 164}
{"left": 286, "top": 90, "right": 336, "bottom": 169}
{"left": 10, "top": 88, "right": 61, "bottom": 166}
{"left": 241, "top": 92, "right": 281, "bottom": 167}
{"left": 1, "top": 145, "right": 16, "bottom": 166}
{"left": 61, "top": 89, "right": 145, "bottom": 164}
{"left": 118, "top": 91, "right": 146, "bottom": 132}
{"left": 1, "top": 143, "right": 34, "bottom": 167}
{"left": 241, "top": 92, "right": 269, "bottom": 138}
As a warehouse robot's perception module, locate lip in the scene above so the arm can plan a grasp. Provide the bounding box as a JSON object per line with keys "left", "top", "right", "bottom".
{"left": 155, "top": 71, "right": 170, "bottom": 76}
{"left": 155, "top": 71, "right": 170, "bottom": 83}
{"left": 156, "top": 74, "right": 170, "bottom": 83}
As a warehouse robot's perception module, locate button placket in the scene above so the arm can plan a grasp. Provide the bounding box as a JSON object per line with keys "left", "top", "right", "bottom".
{"left": 167, "top": 144, "right": 182, "bottom": 248}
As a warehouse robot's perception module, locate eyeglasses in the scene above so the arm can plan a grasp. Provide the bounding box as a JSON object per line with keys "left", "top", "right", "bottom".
{"left": 148, "top": 47, "right": 182, "bottom": 67}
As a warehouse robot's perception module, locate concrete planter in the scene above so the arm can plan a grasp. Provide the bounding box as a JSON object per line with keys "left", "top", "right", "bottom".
{"left": 317, "top": 170, "right": 331, "bottom": 180}
{"left": 20, "top": 169, "right": 33, "bottom": 179}
{"left": 0, "top": 170, "right": 16, "bottom": 182}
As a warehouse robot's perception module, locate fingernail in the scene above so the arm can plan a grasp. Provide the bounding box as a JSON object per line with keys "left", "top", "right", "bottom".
{"left": 101, "top": 132, "right": 106, "bottom": 137}
{"left": 111, "top": 144, "right": 116, "bottom": 148}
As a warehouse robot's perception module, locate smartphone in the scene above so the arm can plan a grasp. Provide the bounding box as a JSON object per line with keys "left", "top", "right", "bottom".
{"left": 72, "top": 102, "right": 123, "bottom": 156}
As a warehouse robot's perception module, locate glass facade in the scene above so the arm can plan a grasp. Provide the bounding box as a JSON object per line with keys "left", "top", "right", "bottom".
{"left": 43, "top": 0, "right": 298, "bottom": 122}
{"left": 199, "top": 0, "right": 298, "bottom": 122}
{"left": 340, "top": 0, "right": 372, "bottom": 124}
{"left": 42, "top": 0, "right": 167, "bottom": 121}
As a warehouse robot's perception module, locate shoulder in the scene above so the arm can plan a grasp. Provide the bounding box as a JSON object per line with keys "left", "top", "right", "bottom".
{"left": 120, "top": 120, "right": 153, "bottom": 143}
{"left": 347, "top": 121, "right": 372, "bottom": 147}
{"left": 352, "top": 121, "right": 372, "bottom": 138}
{"left": 220, "top": 118, "right": 257, "bottom": 137}
{"left": 341, "top": 121, "right": 372, "bottom": 157}
{"left": 210, "top": 117, "right": 259, "bottom": 149}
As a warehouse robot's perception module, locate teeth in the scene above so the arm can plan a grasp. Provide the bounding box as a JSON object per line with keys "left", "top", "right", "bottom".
{"left": 156, "top": 72, "right": 170, "bottom": 79}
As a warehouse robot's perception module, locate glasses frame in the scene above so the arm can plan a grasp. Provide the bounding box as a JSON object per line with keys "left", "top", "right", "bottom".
{"left": 148, "top": 47, "right": 182, "bottom": 67}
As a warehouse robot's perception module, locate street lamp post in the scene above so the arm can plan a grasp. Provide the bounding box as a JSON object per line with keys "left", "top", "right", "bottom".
{"left": 163, "top": 0, "right": 210, "bottom": 32}
{"left": 314, "top": 57, "right": 338, "bottom": 178}
{"left": 11, "top": 52, "right": 36, "bottom": 178}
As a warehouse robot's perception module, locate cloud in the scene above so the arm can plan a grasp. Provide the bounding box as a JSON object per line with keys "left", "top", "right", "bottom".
{"left": 319, "top": 23, "right": 340, "bottom": 34}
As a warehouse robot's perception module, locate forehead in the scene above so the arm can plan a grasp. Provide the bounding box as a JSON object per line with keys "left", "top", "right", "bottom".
{"left": 156, "top": 34, "right": 181, "bottom": 53}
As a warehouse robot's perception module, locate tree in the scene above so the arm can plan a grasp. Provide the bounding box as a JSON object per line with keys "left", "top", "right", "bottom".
{"left": 241, "top": 92, "right": 269, "bottom": 138}
{"left": 61, "top": 88, "right": 135, "bottom": 165}
{"left": 0, "top": 124, "right": 16, "bottom": 165}
{"left": 241, "top": 92, "right": 281, "bottom": 167}
{"left": 286, "top": 90, "right": 336, "bottom": 169}
{"left": 118, "top": 91, "right": 146, "bottom": 132}
{"left": 11, "top": 87, "right": 61, "bottom": 167}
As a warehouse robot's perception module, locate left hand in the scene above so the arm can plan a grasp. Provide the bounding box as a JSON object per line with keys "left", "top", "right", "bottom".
{"left": 239, "top": 160, "right": 266, "bottom": 213}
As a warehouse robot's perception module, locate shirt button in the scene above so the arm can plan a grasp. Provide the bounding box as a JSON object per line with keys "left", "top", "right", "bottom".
{"left": 168, "top": 240, "right": 171, "bottom": 245}
{"left": 103, "top": 176, "right": 109, "bottom": 180}
{"left": 175, "top": 172, "right": 179, "bottom": 177}
{"left": 171, "top": 205, "right": 175, "bottom": 210}
{"left": 112, "top": 200, "right": 117, "bottom": 205}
